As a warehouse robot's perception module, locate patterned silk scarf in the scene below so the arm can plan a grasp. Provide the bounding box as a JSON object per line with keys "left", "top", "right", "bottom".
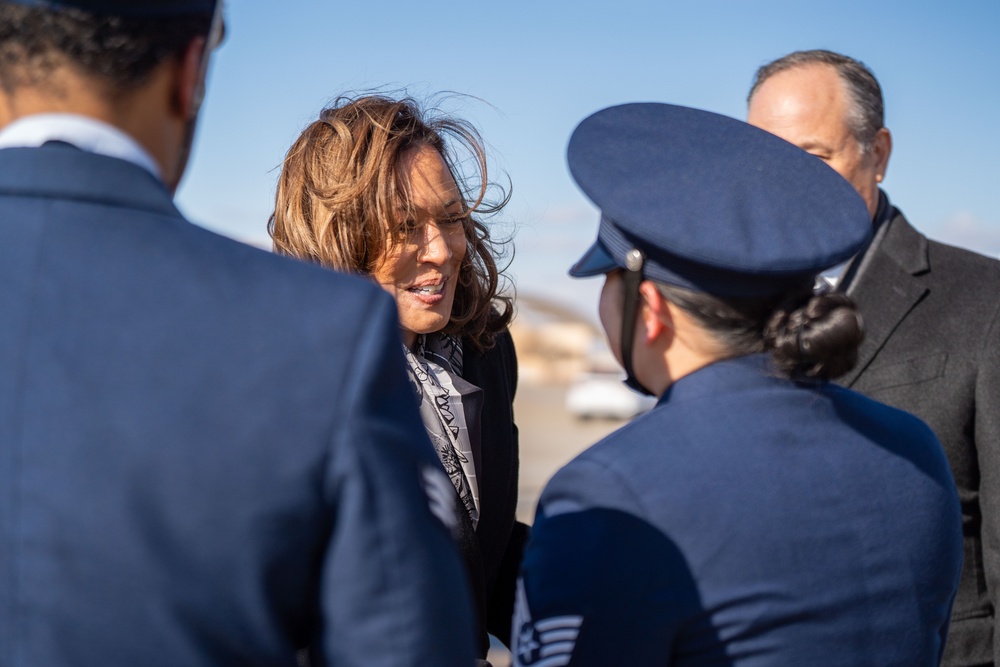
{"left": 402, "top": 333, "right": 481, "bottom": 527}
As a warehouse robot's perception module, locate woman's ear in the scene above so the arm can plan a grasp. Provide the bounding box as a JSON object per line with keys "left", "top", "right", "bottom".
{"left": 638, "top": 280, "right": 672, "bottom": 344}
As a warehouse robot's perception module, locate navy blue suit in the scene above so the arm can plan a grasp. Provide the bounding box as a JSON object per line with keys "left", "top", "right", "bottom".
{"left": 515, "top": 355, "right": 963, "bottom": 666}
{"left": 0, "top": 144, "right": 475, "bottom": 666}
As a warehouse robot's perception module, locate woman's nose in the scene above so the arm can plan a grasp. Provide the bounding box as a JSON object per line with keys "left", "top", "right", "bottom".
{"left": 416, "top": 222, "right": 453, "bottom": 265}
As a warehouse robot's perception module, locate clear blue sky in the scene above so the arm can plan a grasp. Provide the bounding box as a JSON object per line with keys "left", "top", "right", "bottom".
{"left": 176, "top": 0, "right": 1000, "bottom": 319}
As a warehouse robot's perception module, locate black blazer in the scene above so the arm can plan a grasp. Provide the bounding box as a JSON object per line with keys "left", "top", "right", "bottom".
{"left": 456, "top": 329, "right": 529, "bottom": 661}
{"left": 842, "top": 202, "right": 1000, "bottom": 666}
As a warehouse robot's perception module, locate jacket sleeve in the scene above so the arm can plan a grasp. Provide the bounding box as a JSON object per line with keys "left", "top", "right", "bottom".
{"left": 319, "top": 295, "right": 476, "bottom": 667}
{"left": 513, "top": 460, "right": 686, "bottom": 666}
{"left": 975, "top": 306, "right": 1000, "bottom": 665}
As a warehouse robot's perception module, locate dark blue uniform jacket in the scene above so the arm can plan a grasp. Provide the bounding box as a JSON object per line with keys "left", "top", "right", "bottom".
{"left": 0, "top": 144, "right": 475, "bottom": 666}
{"left": 516, "top": 355, "right": 962, "bottom": 666}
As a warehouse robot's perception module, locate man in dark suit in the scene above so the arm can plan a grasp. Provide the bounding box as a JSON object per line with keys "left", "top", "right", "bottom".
{"left": 0, "top": 2, "right": 475, "bottom": 665}
{"left": 748, "top": 49, "right": 1000, "bottom": 666}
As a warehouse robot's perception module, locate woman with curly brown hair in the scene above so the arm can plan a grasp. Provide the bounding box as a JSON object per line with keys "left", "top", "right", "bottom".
{"left": 269, "top": 95, "right": 526, "bottom": 664}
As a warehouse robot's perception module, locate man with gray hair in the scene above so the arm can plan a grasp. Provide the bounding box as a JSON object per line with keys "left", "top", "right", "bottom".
{"left": 748, "top": 49, "right": 1000, "bottom": 666}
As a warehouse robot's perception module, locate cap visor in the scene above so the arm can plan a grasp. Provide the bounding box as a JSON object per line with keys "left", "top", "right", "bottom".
{"left": 568, "top": 239, "right": 619, "bottom": 277}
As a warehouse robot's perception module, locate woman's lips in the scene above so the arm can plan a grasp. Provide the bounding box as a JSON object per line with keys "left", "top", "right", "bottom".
{"left": 409, "top": 283, "right": 444, "bottom": 295}
{"left": 406, "top": 277, "right": 448, "bottom": 303}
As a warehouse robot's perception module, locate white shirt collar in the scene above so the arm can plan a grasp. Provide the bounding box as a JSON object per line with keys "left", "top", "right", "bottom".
{"left": 816, "top": 259, "right": 851, "bottom": 291}
{"left": 0, "top": 113, "right": 161, "bottom": 180}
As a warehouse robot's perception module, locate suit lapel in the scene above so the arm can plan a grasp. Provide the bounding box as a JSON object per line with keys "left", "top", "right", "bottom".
{"left": 460, "top": 339, "right": 513, "bottom": 560}
{"left": 840, "top": 211, "right": 930, "bottom": 387}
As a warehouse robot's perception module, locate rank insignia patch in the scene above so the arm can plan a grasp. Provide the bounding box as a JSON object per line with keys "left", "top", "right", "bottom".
{"left": 512, "top": 578, "right": 583, "bottom": 667}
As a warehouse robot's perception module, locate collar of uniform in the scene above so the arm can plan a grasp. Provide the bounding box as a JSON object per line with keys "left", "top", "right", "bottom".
{"left": 657, "top": 354, "right": 782, "bottom": 407}
{"left": 0, "top": 113, "right": 161, "bottom": 181}
{"left": 872, "top": 189, "right": 894, "bottom": 233}
{"left": 0, "top": 143, "right": 181, "bottom": 220}
{"left": 840, "top": 189, "right": 931, "bottom": 293}
{"left": 857, "top": 201, "right": 930, "bottom": 279}
{"left": 830, "top": 190, "right": 894, "bottom": 292}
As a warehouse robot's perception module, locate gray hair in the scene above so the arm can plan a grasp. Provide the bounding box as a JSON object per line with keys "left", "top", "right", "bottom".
{"left": 748, "top": 50, "right": 884, "bottom": 154}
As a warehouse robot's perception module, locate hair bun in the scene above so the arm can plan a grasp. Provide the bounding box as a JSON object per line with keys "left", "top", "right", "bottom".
{"left": 764, "top": 292, "right": 863, "bottom": 380}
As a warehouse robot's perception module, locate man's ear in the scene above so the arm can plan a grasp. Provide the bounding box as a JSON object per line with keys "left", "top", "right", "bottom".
{"left": 171, "top": 37, "right": 208, "bottom": 119}
{"left": 638, "top": 280, "right": 672, "bottom": 344}
{"left": 872, "top": 127, "right": 892, "bottom": 183}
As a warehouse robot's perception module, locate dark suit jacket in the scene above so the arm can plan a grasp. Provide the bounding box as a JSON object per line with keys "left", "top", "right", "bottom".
{"left": 0, "top": 144, "right": 476, "bottom": 666}
{"left": 457, "top": 329, "right": 529, "bottom": 660}
{"left": 841, "top": 201, "right": 1000, "bottom": 666}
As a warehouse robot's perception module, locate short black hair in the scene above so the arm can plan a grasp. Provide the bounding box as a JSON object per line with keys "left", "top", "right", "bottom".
{"left": 0, "top": 2, "right": 212, "bottom": 94}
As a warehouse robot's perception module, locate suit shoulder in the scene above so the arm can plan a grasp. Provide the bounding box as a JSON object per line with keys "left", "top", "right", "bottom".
{"left": 923, "top": 236, "right": 1000, "bottom": 325}
{"left": 142, "top": 223, "right": 400, "bottom": 389}
{"left": 823, "top": 383, "right": 954, "bottom": 476}
{"left": 886, "top": 209, "right": 1000, "bottom": 323}
{"left": 926, "top": 235, "right": 1000, "bottom": 277}
{"left": 172, "top": 223, "right": 389, "bottom": 316}
{"left": 542, "top": 442, "right": 646, "bottom": 518}
{"left": 172, "top": 223, "right": 352, "bottom": 284}
{"left": 888, "top": 208, "right": 1000, "bottom": 279}
{"left": 825, "top": 382, "right": 938, "bottom": 435}
{"left": 541, "top": 409, "right": 675, "bottom": 516}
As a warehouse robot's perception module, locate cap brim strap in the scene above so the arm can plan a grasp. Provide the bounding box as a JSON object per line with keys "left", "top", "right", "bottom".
{"left": 620, "top": 250, "right": 654, "bottom": 397}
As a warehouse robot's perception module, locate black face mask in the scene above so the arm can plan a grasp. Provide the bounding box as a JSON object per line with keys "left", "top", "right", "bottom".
{"left": 619, "top": 248, "right": 655, "bottom": 397}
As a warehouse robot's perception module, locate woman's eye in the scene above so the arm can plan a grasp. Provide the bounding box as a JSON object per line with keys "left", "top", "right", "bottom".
{"left": 442, "top": 216, "right": 466, "bottom": 227}
{"left": 397, "top": 219, "right": 419, "bottom": 234}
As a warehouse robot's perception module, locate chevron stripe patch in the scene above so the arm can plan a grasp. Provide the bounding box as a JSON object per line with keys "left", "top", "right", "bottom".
{"left": 512, "top": 578, "right": 583, "bottom": 667}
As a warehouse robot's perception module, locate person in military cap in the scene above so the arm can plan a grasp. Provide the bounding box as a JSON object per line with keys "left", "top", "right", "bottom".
{"left": 0, "top": 2, "right": 476, "bottom": 666}
{"left": 511, "top": 103, "right": 963, "bottom": 666}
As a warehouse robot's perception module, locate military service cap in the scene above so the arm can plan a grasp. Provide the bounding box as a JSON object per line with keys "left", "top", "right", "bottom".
{"left": 568, "top": 103, "right": 871, "bottom": 296}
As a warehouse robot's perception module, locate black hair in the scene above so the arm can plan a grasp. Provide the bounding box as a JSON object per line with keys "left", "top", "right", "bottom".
{"left": 657, "top": 283, "right": 863, "bottom": 381}
{"left": 0, "top": 2, "right": 212, "bottom": 94}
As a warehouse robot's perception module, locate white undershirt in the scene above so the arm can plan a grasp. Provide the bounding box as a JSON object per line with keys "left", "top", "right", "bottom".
{"left": 0, "top": 113, "right": 161, "bottom": 180}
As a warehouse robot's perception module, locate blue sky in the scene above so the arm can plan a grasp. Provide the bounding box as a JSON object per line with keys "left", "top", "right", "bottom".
{"left": 177, "top": 0, "right": 1000, "bottom": 319}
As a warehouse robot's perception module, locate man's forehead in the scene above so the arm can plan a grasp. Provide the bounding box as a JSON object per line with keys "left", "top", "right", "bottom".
{"left": 749, "top": 65, "right": 852, "bottom": 130}
{"left": 755, "top": 63, "right": 845, "bottom": 103}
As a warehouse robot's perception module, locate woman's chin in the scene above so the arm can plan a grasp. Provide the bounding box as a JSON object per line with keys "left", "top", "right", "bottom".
{"left": 396, "top": 295, "right": 455, "bottom": 340}
{"left": 399, "top": 314, "right": 452, "bottom": 341}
